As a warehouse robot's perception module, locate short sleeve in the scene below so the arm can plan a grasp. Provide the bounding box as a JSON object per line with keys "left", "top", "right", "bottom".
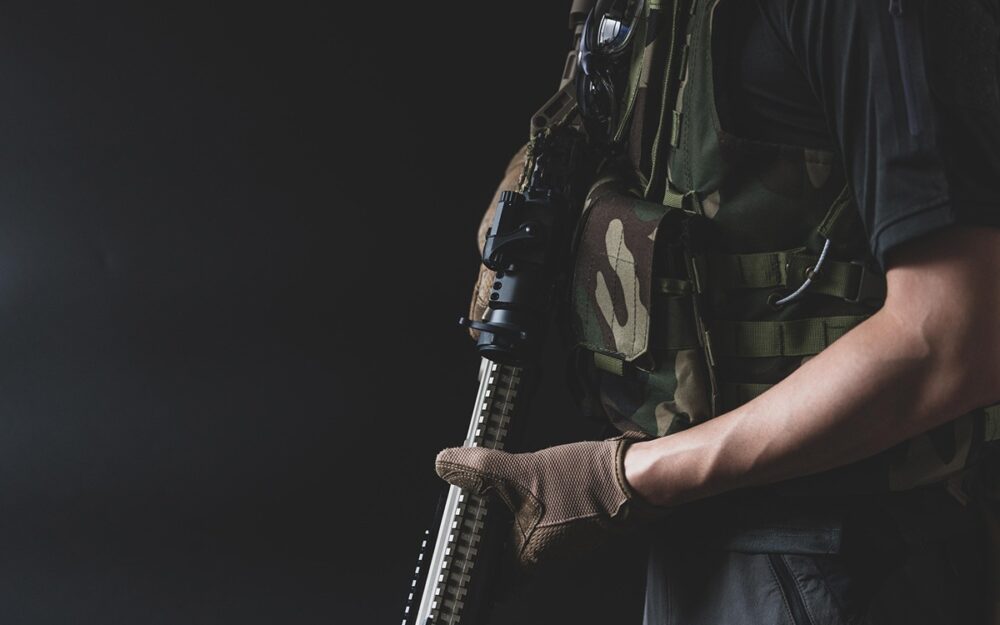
{"left": 763, "top": 0, "right": 1000, "bottom": 268}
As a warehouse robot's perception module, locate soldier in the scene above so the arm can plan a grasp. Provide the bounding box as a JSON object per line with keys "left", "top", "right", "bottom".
{"left": 436, "top": 1, "right": 1000, "bottom": 623}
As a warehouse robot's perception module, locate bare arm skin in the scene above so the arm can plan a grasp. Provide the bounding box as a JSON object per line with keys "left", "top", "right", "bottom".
{"left": 625, "top": 226, "right": 1000, "bottom": 507}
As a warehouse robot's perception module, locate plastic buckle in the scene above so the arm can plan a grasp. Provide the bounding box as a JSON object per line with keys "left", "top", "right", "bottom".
{"left": 773, "top": 239, "right": 831, "bottom": 308}
{"left": 845, "top": 262, "right": 886, "bottom": 305}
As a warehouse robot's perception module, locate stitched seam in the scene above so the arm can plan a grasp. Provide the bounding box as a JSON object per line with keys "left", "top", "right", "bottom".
{"left": 789, "top": 557, "right": 820, "bottom": 625}
{"left": 767, "top": 555, "right": 799, "bottom": 625}
{"left": 610, "top": 228, "right": 637, "bottom": 354}
{"left": 633, "top": 255, "right": 642, "bottom": 354}
{"left": 535, "top": 512, "right": 605, "bottom": 528}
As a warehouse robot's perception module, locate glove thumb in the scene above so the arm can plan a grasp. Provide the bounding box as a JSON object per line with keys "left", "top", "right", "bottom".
{"left": 435, "top": 446, "right": 504, "bottom": 495}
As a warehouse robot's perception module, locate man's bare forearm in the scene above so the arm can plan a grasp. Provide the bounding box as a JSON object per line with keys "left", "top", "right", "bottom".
{"left": 625, "top": 227, "right": 1000, "bottom": 507}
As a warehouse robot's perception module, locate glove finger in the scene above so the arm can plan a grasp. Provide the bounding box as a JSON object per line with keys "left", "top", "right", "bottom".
{"left": 434, "top": 446, "right": 507, "bottom": 495}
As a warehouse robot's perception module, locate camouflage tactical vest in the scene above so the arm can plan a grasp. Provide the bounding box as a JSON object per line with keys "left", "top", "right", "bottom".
{"left": 569, "top": 0, "right": 1000, "bottom": 492}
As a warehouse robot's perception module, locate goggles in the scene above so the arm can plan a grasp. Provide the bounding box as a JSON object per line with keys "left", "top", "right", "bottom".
{"left": 577, "top": 0, "right": 645, "bottom": 147}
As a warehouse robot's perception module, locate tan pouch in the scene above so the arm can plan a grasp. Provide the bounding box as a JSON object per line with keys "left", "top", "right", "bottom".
{"left": 570, "top": 179, "right": 684, "bottom": 363}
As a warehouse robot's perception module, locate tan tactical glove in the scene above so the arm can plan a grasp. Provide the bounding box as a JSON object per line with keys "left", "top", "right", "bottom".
{"left": 435, "top": 432, "right": 667, "bottom": 570}
{"left": 468, "top": 144, "right": 529, "bottom": 339}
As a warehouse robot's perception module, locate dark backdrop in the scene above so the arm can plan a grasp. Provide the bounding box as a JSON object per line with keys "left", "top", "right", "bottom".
{"left": 0, "top": 3, "right": 645, "bottom": 623}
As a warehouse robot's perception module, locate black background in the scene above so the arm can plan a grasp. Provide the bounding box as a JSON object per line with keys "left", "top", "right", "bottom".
{"left": 0, "top": 2, "right": 645, "bottom": 623}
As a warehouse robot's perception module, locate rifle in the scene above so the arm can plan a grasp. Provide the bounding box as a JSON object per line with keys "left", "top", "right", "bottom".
{"left": 401, "top": 4, "right": 596, "bottom": 623}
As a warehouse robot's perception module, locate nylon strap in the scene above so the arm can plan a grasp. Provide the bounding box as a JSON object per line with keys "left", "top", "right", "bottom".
{"left": 663, "top": 189, "right": 686, "bottom": 209}
{"left": 817, "top": 185, "right": 857, "bottom": 242}
{"left": 709, "top": 250, "right": 886, "bottom": 304}
{"left": 612, "top": 5, "right": 650, "bottom": 143}
{"left": 710, "top": 315, "right": 867, "bottom": 358}
{"left": 593, "top": 352, "right": 625, "bottom": 376}
{"left": 590, "top": 288, "right": 700, "bottom": 376}
{"left": 569, "top": 0, "right": 597, "bottom": 29}
{"left": 657, "top": 277, "right": 693, "bottom": 295}
{"left": 711, "top": 250, "right": 799, "bottom": 289}
{"left": 643, "top": 0, "right": 691, "bottom": 200}
{"left": 985, "top": 405, "right": 1000, "bottom": 442}
{"left": 670, "top": 110, "right": 683, "bottom": 147}
{"left": 650, "top": 294, "right": 700, "bottom": 350}
{"left": 720, "top": 382, "right": 773, "bottom": 409}
{"left": 678, "top": 43, "right": 690, "bottom": 80}
{"left": 688, "top": 253, "right": 707, "bottom": 294}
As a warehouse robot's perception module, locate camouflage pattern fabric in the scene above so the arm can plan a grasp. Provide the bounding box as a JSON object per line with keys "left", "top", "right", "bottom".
{"left": 570, "top": 176, "right": 713, "bottom": 437}
{"left": 596, "top": 348, "right": 713, "bottom": 437}
{"left": 567, "top": 0, "right": 988, "bottom": 490}
{"left": 571, "top": 179, "right": 674, "bottom": 362}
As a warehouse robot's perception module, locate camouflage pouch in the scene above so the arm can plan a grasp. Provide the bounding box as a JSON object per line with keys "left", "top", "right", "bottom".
{"left": 571, "top": 179, "right": 680, "bottom": 364}
{"left": 570, "top": 180, "right": 713, "bottom": 437}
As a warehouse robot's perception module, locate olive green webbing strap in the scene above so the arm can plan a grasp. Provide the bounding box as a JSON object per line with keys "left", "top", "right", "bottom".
{"left": 611, "top": 1, "right": 650, "bottom": 143}
{"left": 817, "top": 185, "right": 858, "bottom": 242}
{"left": 710, "top": 315, "right": 868, "bottom": 359}
{"left": 708, "top": 248, "right": 884, "bottom": 290}
{"left": 985, "top": 405, "right": 1000, "bottom": 442}
{"left": 709, "top": 250, "right": 886, "bottom": 303}
{"left": 649, "top": 292, "right": 700, "bottom": 351}
{"left": 643, "top": 0, "right": 692, "bottom": 200}
{"left": 663, "top": 188, "right": 686, "bottom": 209}
{"left": 569, "top": 0, "right": 596, "bottom": 29}
{"left": 720, "top": 382, "right": 774, "bottom": 409}
{"left": 593, "top": 352, "right": 625, "bottom": 376}
{"left": 668, "top": 0, "right": 698, "bottom": 151}
{"left": 710, "top": 249, "right": 803, "bottom": 288}
{"left": 591, "top": 284, "right": 701, "bottom": 376}
{"left": 657, "top": 276, "right": 693, "bottom": 295}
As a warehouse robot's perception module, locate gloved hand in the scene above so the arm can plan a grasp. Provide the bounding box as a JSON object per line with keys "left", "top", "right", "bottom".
{"left": 435, "top": 432, "right": 667, "bottom": 571}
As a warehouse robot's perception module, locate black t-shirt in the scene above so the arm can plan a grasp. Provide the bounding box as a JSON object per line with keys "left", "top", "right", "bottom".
{"left": 717, "top": 0, "right": 1000, "bottom": 268}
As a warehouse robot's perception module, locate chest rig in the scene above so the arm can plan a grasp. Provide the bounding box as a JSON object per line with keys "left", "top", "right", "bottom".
{"left": 569, "top": 0, "right": 997, "bottom": 491}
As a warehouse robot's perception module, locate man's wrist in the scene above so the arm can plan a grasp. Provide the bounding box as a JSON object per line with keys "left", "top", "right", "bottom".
{"left": 622, "top": 420, "right": 743, "bottom": 508}
{"left": 623, "top": 438, "right": 691, "bottom": 507}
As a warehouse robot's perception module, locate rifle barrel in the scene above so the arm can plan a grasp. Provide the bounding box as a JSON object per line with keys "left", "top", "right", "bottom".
{"left": 406, "top": 359, "right": 523, "bottom": 625}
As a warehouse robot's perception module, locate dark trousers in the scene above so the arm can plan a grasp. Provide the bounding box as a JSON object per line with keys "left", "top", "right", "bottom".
{"left": 642, "top": 488, "right": 986, "bottom": 625}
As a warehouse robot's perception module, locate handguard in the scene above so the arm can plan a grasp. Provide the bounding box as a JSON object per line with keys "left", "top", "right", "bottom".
{"left": 402, "top": 4, "right": 601, "bottom": 623}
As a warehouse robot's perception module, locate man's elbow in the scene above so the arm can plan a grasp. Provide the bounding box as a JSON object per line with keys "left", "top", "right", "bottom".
{"left": 954, "top": 302, "right": 1000, "bottom": 408}
{"left": 883, "top": 226, "right": 1000, "bottom": 411}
